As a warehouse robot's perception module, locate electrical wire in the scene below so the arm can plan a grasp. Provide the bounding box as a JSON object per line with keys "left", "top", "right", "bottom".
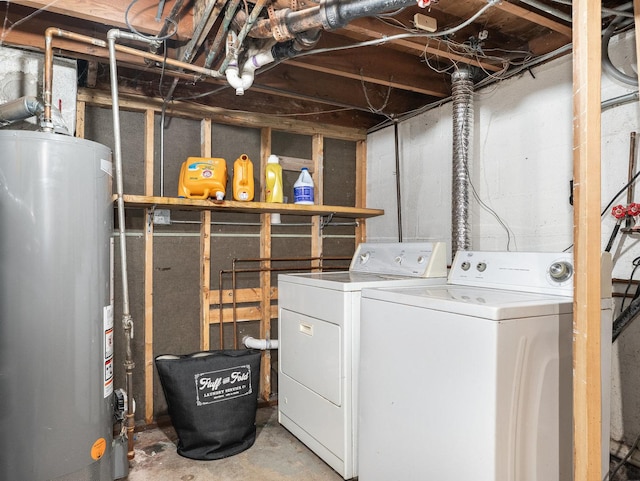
{"left": 465, "top": 164, "right": 516, "bottom": 251}
{"left": 125, "top": 0, "right": 178, "bottom": 41}
{"left": 606, "top": 431, "right": 640, "bottom": 480}
{"left": 620, "top": 256, "right": 640, "bottom": 313}
{"left": 601, "top": 169, "right": 640, "bottom": 217}
{"left": 289, "top": 0, "right": 499, "bottom": 60}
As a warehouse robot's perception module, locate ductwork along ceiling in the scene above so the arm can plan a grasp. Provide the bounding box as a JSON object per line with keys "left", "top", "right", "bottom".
{"left": 0, "top": 0, "right": 633, "bottom": 131}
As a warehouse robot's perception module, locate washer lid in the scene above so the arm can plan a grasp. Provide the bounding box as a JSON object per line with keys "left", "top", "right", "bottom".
{"left": 278, "top": 271, "right": 447, "bottom": 291}
{"left": 361, "top": 285, "right": 573, "bottom": 320}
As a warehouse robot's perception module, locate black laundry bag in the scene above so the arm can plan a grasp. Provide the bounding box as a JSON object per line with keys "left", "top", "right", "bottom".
{"left": 155, "top": 349, "right": 261, "bottom": 460}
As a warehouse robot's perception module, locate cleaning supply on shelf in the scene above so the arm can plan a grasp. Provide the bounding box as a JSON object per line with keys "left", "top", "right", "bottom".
{"left": 293, "top": 167, "right": 314, "bottom": 205}
{"left": 265, "top": 154, "right": 283, "bottom": 223}
{"left": 233, "top": 154, "right": 254, "bottom": 201}
{"left": 178, "top": 157, "right": 228, "bottom": 200}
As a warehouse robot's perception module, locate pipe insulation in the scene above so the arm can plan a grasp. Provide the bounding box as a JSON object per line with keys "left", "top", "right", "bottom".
{"left": 243, "top": 336, "right": 279, "bottom": 350}
{"left": 451, "top": 67, "right": 474, "bottom": 256}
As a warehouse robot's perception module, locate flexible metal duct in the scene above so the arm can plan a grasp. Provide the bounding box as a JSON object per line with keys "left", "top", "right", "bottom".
{"left": 0, "top": 95, "right": 69, "bottom": 134}
{"left": 451, "top": 67, "right": 474, "bottom": 255}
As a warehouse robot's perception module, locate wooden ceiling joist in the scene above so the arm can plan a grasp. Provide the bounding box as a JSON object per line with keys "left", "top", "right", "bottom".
{"left": 497, "top": 1, "right": 572, "bottom": 37}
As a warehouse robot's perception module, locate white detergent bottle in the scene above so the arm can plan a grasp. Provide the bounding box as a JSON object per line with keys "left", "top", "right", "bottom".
{"left": 293, "top": 167, "right": 314, "bottom": 205}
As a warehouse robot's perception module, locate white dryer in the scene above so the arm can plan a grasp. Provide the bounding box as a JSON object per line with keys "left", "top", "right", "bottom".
{"left": 358, "top": 250, "right": 613, "bottom": 481}
{"left": 278, "top": 242, "right": 448, "bottom": 480}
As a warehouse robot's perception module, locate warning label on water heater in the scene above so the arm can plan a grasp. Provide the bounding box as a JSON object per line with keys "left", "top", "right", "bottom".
{"left": 103, "top": 305, "right": 114, "bottom": 398}
{"left": 194, "top": 365, "right": 253, "bottom": 406}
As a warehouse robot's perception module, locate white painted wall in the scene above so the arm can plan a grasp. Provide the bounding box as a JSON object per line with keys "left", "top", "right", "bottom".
{"left": 0, "top": 46, "right": 77, "bottom": 133}
{"left": 367, "top": 31, "right": 640, "bottom": 455}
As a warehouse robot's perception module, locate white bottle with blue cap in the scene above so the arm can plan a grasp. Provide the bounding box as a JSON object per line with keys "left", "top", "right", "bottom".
{"left": 294, "top": 167, "right": 314, "bottom": 205}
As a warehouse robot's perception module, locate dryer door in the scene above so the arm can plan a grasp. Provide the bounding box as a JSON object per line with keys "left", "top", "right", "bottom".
{"left": 280, "top": 309, "right": 342, "bottom": 406}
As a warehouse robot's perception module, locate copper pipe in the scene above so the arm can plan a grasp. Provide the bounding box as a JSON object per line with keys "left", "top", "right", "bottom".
{"left": 43, "top": 27, "right": 222, "bottom": 129}
{"left": 219, "top": 269, "right": 225, "bottom": 350}
{"left": 215, "top": 257, "right": 351, "bottom": 349}
{"left": 229, "top": 256, "right": 351, "bottom": 348}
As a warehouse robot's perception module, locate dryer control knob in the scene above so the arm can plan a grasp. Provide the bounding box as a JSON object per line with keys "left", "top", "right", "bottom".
{"left": 549, "top": 261, "right": 573, "bottom": 283}
{"left": 476, "top": 262, "right": 487, "bottom": 272}
{"left": 461, "top": 261, "right": 471, "bottom": 271}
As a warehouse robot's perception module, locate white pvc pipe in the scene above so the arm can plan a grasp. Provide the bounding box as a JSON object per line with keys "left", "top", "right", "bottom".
{"left": 243, "top": 336, "right": 279, "bottom": 350}
{"left": 225, "top": 31, "right": 275, "bottom": 95}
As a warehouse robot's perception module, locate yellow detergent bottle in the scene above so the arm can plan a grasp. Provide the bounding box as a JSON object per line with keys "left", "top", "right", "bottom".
{"left": 265, "top": 155, "right": 283, "bottom": 203}
{"left": 178, "top": 157, "right": 228, "bottom": 200}
{"left": 265, "top": 154, "right": 284, "bottom": 224}
{"left": 233, "top": 154, "right": 254, "bottom": 201}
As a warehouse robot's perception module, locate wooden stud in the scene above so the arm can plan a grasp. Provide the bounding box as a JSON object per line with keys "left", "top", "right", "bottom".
{"left": 143, "top": 109, "right": 154, "bottom": 425}
{"left": 277, "top": 155, "right": 314, "bottom": 173}
{"left": 75, "top": 100, "right": 85, "bottom": 139}
{"left": 572, "top": 0, "right": 602, "bottom": 479}
{"left": 259, "top": 128, "right": 272, "bottom": 402}
{"left": 200, "top": 119, "right": 212, "bottom": 350}
{"left": 355, "top": 140, "right": 367, "bottom": 245}
{"left": 144, "top": 110, "right": 154, "bottom": 195}
{"left": 311, "top": 134, "right": 324, "bottom": 269}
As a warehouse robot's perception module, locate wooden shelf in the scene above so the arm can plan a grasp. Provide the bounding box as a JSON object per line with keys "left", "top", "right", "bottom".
{"left": 120, "top": 194, "right": 384, "bottom": 219}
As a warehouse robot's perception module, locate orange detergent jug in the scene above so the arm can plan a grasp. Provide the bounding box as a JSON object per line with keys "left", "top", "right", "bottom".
{"left": 232, "top": 154, "right": 254, "bottom": 201}
{"left": 178, "top": 157, "right": 228, "bottom": 200}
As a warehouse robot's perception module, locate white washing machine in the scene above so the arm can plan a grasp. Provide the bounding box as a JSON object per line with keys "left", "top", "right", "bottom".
{"left": 358, "top": 250, "right": 613, "bottom": 481}
{"left": 278, "top": 242, "right": 448, "bottom": 480}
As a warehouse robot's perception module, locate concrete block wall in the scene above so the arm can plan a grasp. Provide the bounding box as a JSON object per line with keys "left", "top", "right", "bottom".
{"left": 0, "top": 46, "right": 77, "bottom": 132}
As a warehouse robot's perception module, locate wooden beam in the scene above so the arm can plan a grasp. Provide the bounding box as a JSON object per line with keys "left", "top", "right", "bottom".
{"left": 254, "top": 63, "right": 437, "bottom": 115}
{"left": 311, "top": 135, "right": 324, "bottom": 269}
{"left": 340, "top": 19, "right": 503, "bottom": 73}
{"left": 200, "top": 119, "right": 212, "bottom": 351}
{"left": 572, "top": 0, "right": 602, "bottom": 478}
{"left": 498, "top": 1, "right": 572, "bottom": 37}
{"left": 143, "top": 109, "right": 155, "bottom": 425}
{"left": 208, "top": 305, "right": 279, "bottom": 324}
{"left": 75, "top": 100, "right": 85, "bottom": 138}
{"left": 355, "top": 140, "right": 367, "bottom": 245}
{"left": 144, "top": 110, "right": 155, "bottom": 196}
{"left": 78, "top": 89, "right": 368, "bottom": 141}
{"left": 210, "top": 287, "right": 278, "bottom": 305}
{"left": 259, "top": 128, "right": 272, "bottom": 403}
{"left": 277, "top": 155, "right": 314, "bottom": 173}
{"left": 287, "top": 33, "right": 451, "bottom": 97}
{"left": 10, "top": 0, "right": 193, "bottom": 39}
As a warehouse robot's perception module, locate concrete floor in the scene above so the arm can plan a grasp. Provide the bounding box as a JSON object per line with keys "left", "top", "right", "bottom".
{"left": 126, "top": 406, "right": 343, "bottom": 481}
{"left": 125, "top": 404, "right": 640, "bottom": 481}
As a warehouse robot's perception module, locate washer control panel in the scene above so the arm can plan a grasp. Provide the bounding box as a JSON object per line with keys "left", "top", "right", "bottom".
{"left": 350, "top": 242, "right": 448, "bottom": 278}
{"left": 449, "top": 250, "right": 574, "bottom": 295}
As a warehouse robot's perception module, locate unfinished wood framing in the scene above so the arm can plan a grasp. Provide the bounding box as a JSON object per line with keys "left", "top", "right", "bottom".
{"left": 355, "top": 140, "right": 367, "bottom": 244}
{"left": 78, "top": 93, "right": 378, "bottom": 417}
{"left": 572, "top": 0, "right": 602, "bottom": 479}
{"left": 75, "top": 100, "right": 85, "bottom": 138}
{"left": 259, "top": 128, "right": 273, "bottom": 401}
{"left": 311, "top": 134, "right": 324, "bottom": 269}
{"left": 143, "top": 109, "right": 155, "bottom": 424}
{"left": 200, "top": 119, "right": 213, "bottom": 351}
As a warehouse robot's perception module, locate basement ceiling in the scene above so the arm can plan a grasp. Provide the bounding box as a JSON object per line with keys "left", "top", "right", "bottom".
{"left": 0, "top": 0, "right": 632, "bottom": 131}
